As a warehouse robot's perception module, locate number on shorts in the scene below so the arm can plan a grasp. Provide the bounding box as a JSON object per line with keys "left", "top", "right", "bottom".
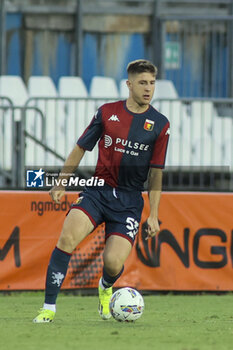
{"left": 126, "top": 217, "right": 139, "bottom": 239}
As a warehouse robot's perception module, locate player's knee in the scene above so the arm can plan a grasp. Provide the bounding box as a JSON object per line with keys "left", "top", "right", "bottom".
{"left": 57, "top": 217, "right": 76, "bottom": 252}
{"left": 57, "top": 233, "right": 75, "bottom": 253}
{"left": 103, "top": 254, "right": 123, "bottom": 276}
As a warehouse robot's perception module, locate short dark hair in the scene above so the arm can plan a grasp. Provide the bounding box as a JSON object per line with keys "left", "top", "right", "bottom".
{"left": 127, "top": 59, "right": 158, "bottom": 76}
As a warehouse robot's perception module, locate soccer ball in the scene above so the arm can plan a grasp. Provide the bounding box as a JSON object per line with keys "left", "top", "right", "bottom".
{"left": 109, "top": 287, "right": 144, "bottom": 322}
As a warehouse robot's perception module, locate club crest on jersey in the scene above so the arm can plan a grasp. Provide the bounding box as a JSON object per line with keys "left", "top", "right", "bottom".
{"left": 144, "top": 119, "right": 154, "bottom": 131}
{"left": 75, "top": 196, "right": 83, "bottom": 205}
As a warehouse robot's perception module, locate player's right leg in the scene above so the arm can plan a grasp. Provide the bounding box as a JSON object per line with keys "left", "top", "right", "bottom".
{"left": 33, "top": 208, "right": 94, "bottom": 323}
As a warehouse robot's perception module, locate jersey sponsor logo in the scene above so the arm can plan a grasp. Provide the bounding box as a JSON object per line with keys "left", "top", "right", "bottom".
{"left": 108, "top": 114, "right": 120, "bottom": 122}
{"left": 104, "top": 134, "right": 113, "bottom": 148}
{"left": 115, "top": 138, "right": 149, "bottom": 151}
{"left": 144, "top": 119, "right": 154, "bottom": 131}
{"left": 103, "top": 134, "right": 150, "bottom": 157}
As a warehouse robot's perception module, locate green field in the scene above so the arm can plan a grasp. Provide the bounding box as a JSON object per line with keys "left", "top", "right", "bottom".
{"left": 1, "top": 292, "right": 233, "bottom": 350}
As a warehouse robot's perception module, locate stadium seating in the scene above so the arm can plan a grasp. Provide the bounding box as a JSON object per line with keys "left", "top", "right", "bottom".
{"left": 58, "top": 76, "right": 88, "bottom": 98}
{"left": 192, "top": 137, "right": 222, "bottom": 166}
{"left": 153, "top": 99, "right": 190, "bottom": 170}
{"left": 153, "top": 79, "right": 179, "bottom": 100}
{"left": 223, "top": 138, "right": 233, "bottom": 170}
{"left": 152, "top": 80, "right": 185, "bottom": 145}
{"left": 58, "top": 76, "right": 88, "bottom": 155}
{"left": 190, "top": 101, "right": 218, "bottom": 139}
{"left": 27, "top": 76, "right": 64, "bottom": 166}
{"left": 0, "top": 100, "right": 13, "bottom": 171}
{"left": 58, "top": 76, "right": 98, "bottom": 166}
{"left": 0, "top": 76, "right": 28, "bottom": 171}
{"left": 87, "top": 76, "right": 120, "bottom": 166}
{"left": 120, "top": 78, "right": 179, "bottom": 101}
{"left": 166, "top": 137, "right": 191, "bottom": 167}
{"left": 0, "top": 74, "right": 232, "bottom": 175}
{"left": 119, "top": 79, "right": 128, "bottom": 99}
{"left": 189, "top": 101, "right": 221, "bottom": 166}
{"left": 90, "top": 76, "right": 119, "bottom": 99}
{"left": 90, "top": 75, "right": 119, "bottom": 112}
{"left": 213, "top": 116, "right": 233, "bottom": 168}
{"left": 0, "top": 75, "right": 28, "bottom": 108}
{"left": 120, "top": 78, "right": 179, "bottom": 100}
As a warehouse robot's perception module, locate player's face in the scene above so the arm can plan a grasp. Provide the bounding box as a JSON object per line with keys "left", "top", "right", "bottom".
{"left": 127, "top": 72, "right": 156, "bottom": 106}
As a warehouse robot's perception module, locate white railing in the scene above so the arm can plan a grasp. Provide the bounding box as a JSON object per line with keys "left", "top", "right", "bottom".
{"left": 0, "top": 96, "right": 232, "bottom": 189}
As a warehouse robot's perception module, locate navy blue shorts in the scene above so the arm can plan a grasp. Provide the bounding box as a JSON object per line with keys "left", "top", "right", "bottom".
{"left": 70, "top": 185, "right": 144, "bottom": 246}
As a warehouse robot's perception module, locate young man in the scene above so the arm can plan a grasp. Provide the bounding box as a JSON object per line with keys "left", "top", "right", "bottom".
{"left": 33, "top": 59, "right": 170, "bottom": 323}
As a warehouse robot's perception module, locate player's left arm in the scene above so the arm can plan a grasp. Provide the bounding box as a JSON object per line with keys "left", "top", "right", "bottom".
{"left": 146, "top": 118, "right": 170, "bottom": 238}
{"left": 146, "top": 167, "right": 162, "bottom": 239}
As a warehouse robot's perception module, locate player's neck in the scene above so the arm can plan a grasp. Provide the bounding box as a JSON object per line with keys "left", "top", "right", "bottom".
{"left": 126, "top": 98, "right": 149, "bottom": 114}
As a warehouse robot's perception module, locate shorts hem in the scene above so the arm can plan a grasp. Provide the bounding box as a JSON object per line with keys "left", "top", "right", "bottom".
{"left": 70, "top": 206, "right": 97, "bottom": 227}
{"left": 105, "top": 232, "right": 134, "bottom": 247}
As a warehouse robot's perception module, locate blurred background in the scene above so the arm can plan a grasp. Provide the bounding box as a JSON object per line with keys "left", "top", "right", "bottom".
{"left": 0, "top": 0, "right": 232, "bottom": 191}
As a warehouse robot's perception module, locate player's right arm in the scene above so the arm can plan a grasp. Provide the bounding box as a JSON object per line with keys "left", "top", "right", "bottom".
{"left": 49, "top": 144, "right": 85, "bottom": 203}
{"left": 50, "top": 107, "right": 103, "bottom": 203}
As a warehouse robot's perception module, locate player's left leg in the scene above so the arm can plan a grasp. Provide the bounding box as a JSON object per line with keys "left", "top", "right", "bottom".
{"left": 103, "top": 235, "right": 132, "bottom": 278}
{"left": 98, "top": 187, "right": 143, "bottom": 320}
{"left": 98, "top": 235, "right": 132, "bottom": 320}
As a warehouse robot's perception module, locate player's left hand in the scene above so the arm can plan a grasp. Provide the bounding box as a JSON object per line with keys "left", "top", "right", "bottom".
{"left": 145, "top": 216, "right": 160, "bottom": 240}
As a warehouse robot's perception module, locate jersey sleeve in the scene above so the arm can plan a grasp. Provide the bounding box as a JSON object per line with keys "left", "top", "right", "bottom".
{"left": 77, "top": 108, "right": 103, "bottom": 151}
{"left": 150, "top": 121, "right": 170, "bottom": 168}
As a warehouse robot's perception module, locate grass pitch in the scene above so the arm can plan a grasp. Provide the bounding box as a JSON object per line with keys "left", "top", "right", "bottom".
{"left": 1, "top": 292, "right": 233, "bottom": 350}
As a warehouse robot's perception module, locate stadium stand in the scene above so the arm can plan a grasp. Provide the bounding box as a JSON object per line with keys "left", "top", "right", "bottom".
{"left": 0, "top": 76, "right": 28, "bottom": 171}
{"left": 58, "top": 76, "right": 88, "bottom": 98}
{"left": 0, "top": 75, "right": 28, "bottom": 108}
{"left": 0, "top": 73, "right": 232, "bottom": 189}
{"left": 86, "top": 76, "right": 120, "bottom": 166}
{"left": 213, "top": 116, "right": 233, "bottom": 168}
{"left": 119, "top": 79, "right": 128, "bottom": 99}
{"left": 27, "top": 76, "right": 64, "bottom": 166}
{"left": 153, "top": 80, "right": 179, "bottom": 100}
{"left": 58, "top": 76, "right": 96, "bottom": 165}
{"left": 189, "top": 101, "right": 221, "bottom": 166}
{"left": 151, "top": 82, "right": 190, "bottom": 167}
{"left": 90, "top": 76, "right": 119, "bottom": 100}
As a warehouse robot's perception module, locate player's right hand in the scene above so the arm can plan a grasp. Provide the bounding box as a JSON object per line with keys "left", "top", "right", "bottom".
{"left": 49, "top": 186, "right": 65, "bottom": 203}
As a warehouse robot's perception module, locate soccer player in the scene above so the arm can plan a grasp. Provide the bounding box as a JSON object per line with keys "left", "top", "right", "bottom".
{"left": 33, "top": 59, "right": 170, "bottom": 323}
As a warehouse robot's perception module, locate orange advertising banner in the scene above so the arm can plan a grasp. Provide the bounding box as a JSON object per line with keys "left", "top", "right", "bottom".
{"left": 0, "top": 191, "right": 232, "bottom": 291}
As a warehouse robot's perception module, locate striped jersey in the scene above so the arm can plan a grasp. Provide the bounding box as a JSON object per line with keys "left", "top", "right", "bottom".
{"left": 77, "top": 100, "right": 170, "bottom": 191}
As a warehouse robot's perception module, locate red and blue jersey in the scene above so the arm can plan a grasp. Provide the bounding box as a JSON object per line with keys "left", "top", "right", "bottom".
{"left": 77, "top": 100, "right": 170, "bottom": 191}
